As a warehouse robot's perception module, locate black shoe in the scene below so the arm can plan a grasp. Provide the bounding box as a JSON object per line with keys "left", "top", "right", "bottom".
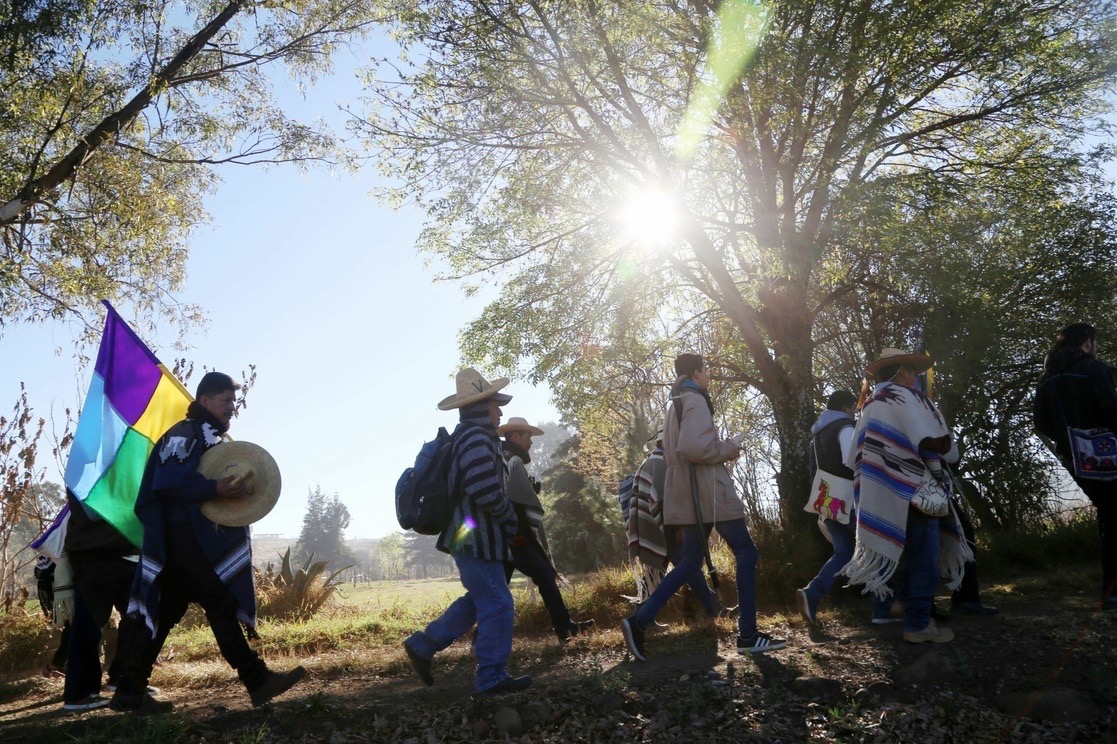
{"left": 736, "top": 632, "right": 788, "bottom": 654}
{"left": 109, "top": 691, "right": 174, "bottom": 714}
{"left": 621, "top": 616, "right": 646, "bottom": 662}
{"left": 248, "top": 666, "right": 307, "bottom": 707}
{"left": 404, "top": 642, "right": 434, "bottom": 686}
{"left": 475, "top": 675, "right": 532, "bottom": 697}
{"left": 952, "top": 601, "right": 999, "bottom": 616}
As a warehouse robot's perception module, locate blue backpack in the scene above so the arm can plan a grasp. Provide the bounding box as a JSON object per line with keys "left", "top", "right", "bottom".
{"left": 617, "top": 472, "right": 636, "bottom": 523}
{"left": 396, "top": 427, "right": 457, "bottom": 535}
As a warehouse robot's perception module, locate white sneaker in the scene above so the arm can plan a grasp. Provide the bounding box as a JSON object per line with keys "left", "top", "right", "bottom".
{"left": 737, "top": 632, "right": 787, "bottom": 654}
{"left": 62, "top": 694, "right": 110, "bottom": 712}
{"left": 903, "top": 618, "right": 954, "bottom": 643}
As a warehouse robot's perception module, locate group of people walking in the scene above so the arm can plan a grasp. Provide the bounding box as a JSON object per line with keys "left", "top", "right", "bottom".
{"left": 31, "top": 322, "right": 1117, "bottom": 707}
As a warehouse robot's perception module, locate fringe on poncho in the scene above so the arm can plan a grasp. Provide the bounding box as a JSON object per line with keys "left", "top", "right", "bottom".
{"left": 839, "top": 382, "right": 973, "bottom": 597}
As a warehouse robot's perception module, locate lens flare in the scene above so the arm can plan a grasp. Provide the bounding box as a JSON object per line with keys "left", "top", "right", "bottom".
{"left": 617, "top": 186, "right": 681, "bottom": 249}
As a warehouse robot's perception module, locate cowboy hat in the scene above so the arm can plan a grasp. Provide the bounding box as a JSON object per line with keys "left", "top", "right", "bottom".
{"left": 198, "top": 441, "right": 282, "bottom": 527}
{"left": 865, "top": 347, "right": 934, "bottom": 378}
{"left": 438, "top": 367, "right": 513, "bottom": 410}
{"left": 498, "top": 416, "right": 544, "bottom": 436}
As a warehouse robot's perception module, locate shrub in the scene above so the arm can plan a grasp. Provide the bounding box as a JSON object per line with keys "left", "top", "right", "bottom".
{"left": 0, "top": 611, "right": 54, "bottom": 674}
{"left": 256, "top": 548, "right": 351, "bottom": 622}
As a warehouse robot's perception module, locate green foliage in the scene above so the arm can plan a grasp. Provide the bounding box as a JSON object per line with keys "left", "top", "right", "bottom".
{"left": 0, "top": 0, "right": 381, "bottom": 331}
{"left": 540, "top": 436, "right": 626, "bottom": 573}
{"left": 357, "top": 0, "right": 1117, "bottom": 527}
{"left": 0, "top": 610, "right": 52, "bottom": 673}
{"left": 399, "top": 532, "right": 454, "bottom": 579}
{"left": 294, "top": 486, "right": 353, "bottom": 567}
{"left": 257, "top": 547, "right": 350, "bottom": 622}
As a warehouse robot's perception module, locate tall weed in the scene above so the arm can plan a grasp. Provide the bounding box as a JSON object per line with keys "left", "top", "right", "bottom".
{"left": 0, "top": 611, "right": 53, "bottom": 673}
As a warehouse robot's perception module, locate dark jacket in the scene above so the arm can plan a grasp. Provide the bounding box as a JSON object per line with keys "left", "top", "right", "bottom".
{"left": 808, "top": 411, "right": 855, "bottom": 481}
{"left": 1034, "top": 346, "right": 1117, "bottom": 459}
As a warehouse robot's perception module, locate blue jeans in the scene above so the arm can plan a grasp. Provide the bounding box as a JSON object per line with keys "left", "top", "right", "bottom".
{"left": 664, "top": 526, "right": 722, "bottom": 617}
{"left": 805, "top": 519, "right": 892, "bottom": 619}
{"left": 406, "top": 552, "right": 514, "bottom": 693}
{"left": 633, "top": 519, "right": 759, "bottom": 638}
{"left": 898, "top": 509, "right": 941, "bottom": 632}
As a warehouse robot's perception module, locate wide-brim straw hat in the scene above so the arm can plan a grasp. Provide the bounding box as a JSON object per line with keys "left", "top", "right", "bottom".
{"left": 498, "top": 416, "right": 544, "bottom": 436}
{"left": 865, "top": 347, "right": 934, "bottom": 378}
{"left": 438, "top": 367, "right": 513, "bottom": 410}
{"left": 646, "top": 426, "right": 664, "bottom": 445}
{"left": 198, "top": 441, "right": 282, "bottom": 527}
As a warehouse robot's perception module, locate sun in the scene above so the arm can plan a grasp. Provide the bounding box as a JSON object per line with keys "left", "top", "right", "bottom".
{"left": 616, "top": 185, "right": 682, "bottom": 249}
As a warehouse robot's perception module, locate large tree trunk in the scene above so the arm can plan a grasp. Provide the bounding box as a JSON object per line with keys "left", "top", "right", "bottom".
{"left": 769, "top": 350, "right": 817, "bottom": 530}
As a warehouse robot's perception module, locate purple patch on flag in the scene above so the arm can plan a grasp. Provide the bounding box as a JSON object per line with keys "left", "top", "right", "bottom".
{"left": 94, "top": 308, "right": 162, "bottom": 424}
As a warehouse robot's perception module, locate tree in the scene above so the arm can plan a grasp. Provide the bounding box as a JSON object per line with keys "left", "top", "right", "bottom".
{"left": 294, "top": 485, "right": 353, "bottom": 567}
{"left": 521, "top": 420, "right": 575, "bottom": 481}
{"left": 356, "top": 0, "right": 1115, "bottom": 525}
{"left": 540, "top": 436, "right": 625, "bottom": 572}
{"left": 400, "top": 531, "right": 453, "bottom": 579}
{"left": 1, "top": 0, "right": 383, "bottom": 332}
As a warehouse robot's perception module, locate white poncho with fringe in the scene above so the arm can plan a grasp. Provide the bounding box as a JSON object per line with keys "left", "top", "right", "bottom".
{"left": 839, "top": 382, "right": 973, "bottom": 597}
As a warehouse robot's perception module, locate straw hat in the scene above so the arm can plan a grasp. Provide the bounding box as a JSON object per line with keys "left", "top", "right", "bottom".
{"left": 437, "top": 367, "right": 513, "bottom": 410}
{"left": 646, "top": 426, "right": 664, "bottom": 445}
{"left": 865, "top": 347, "right": 934, "bottom": 378}
{"left": 198, "top": 441, "right": 282, "bottom": 527}
{"left": 498, "top": 417, "right": 544, "bottom": 436}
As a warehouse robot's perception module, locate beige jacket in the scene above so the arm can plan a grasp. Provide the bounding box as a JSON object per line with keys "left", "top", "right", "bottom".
{"left": 662, "top": 386, "right": 744, "bottom": 525}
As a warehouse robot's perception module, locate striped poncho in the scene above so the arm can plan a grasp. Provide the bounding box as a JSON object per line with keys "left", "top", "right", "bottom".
{"left": 839, "top": 382, "right": 972, "bottom": 597}
{"left": 626, "top": 448, "right": 669, "bottom": 600}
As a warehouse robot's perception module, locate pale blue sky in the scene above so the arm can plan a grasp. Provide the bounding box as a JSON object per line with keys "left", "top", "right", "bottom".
{"left": 0, "top": 36, "right": 560, "bottom": 541}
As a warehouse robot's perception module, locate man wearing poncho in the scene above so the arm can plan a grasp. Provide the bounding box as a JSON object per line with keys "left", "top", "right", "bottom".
{"left": 499, "top": 416, "right": 594, "bottom": 643}
{"left": 839, "top": 349, "right": 972, "bottom": 644}
{"left": 110, "top": 372, "right": 305, "bottom": 712}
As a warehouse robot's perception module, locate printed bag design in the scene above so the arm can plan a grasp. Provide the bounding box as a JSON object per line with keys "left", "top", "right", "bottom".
{"left": 1068, "top": 426, "right": 1117, "bottom": 481}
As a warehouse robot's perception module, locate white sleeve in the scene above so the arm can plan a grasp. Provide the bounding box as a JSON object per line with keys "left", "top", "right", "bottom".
{"left": 838, "top": 425, "right": 854, "bottom": 466}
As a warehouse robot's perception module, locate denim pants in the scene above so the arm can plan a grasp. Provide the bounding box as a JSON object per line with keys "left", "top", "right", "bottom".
{"left": 506, "top": 540, "right": 572, "bottom": 634}
{"left": 805, "top": 518, "right": 892, "bottom": 619}
{"left": 633, "top": 519, "right": 759, "bottom": 638}
{"left": 899, "top": 509, "right": 941, "bottom": 632}
{"left": 664, "top": 525, "right": 721, "bottom": 617}
{"left": 407, "top": 551, "right": 514, "bottom": 692}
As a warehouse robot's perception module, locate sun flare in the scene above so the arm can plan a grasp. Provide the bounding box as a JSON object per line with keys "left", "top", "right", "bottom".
{"left": 616, "top": 186, "right": 682, "bottom": 249}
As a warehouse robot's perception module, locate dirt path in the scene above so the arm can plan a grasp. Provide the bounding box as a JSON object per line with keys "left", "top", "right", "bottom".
{"left": 2, "top": 572, "right": 1115, "bottom": 743}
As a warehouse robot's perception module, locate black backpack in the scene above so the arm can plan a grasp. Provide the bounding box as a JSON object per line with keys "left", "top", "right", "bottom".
{"left": 395, "top": 427, "right": 457, "bottom": 535}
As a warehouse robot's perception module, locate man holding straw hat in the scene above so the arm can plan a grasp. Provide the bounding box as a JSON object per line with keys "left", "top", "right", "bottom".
{"left": 110, "top": 372, "right": 305, "bottom": 712}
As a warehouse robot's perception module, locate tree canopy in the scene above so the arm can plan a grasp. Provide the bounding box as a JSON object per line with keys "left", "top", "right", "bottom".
{"left": 0, "top": 0, "right": 382, "bottom": 334}
{"left": 356, "top": 0, "right": 1117, "bottom": 522}
{"left": 295, "top": 485, "right": 353, "bottom": 567}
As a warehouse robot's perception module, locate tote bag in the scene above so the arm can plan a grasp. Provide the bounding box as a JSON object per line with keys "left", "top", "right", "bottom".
{"left": 803, "top": 467, "right": 853, "bottom": 524}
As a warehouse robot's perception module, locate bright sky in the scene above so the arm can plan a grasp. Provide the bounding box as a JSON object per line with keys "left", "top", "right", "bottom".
{"left": 0, "top": 34, "right": 560, "bottom": 541}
